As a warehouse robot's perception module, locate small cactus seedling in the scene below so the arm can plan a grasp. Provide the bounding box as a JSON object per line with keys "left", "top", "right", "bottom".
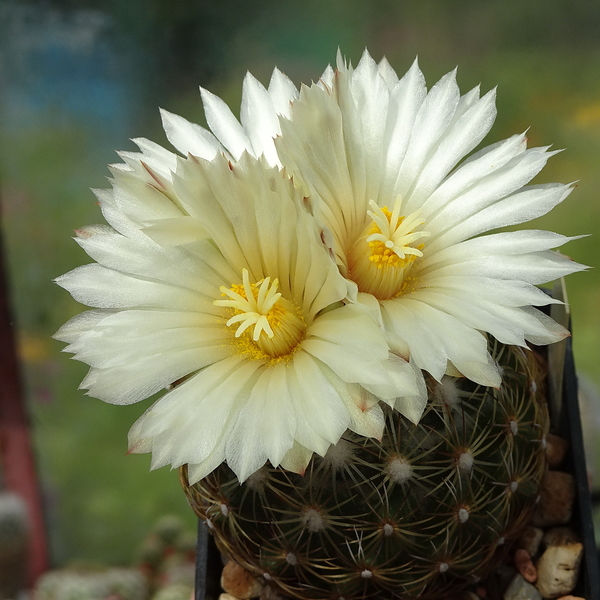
{"left": 0, "top": 492, "right": 28, "bottom": 600}
{"left": 34, "top": 567, "right": 148, "bottom": 600}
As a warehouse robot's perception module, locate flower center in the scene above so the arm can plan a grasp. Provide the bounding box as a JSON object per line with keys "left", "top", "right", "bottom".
{"left": 214, "top": 269, "right": 306, "bottom": 360}
{"left": 348, "top": 198, "right": 430, "bottom": 300}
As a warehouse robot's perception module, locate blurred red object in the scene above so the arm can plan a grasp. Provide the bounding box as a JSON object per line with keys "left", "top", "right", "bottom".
{"left": 0, "top": 221, "right": 49, "bottom": 586}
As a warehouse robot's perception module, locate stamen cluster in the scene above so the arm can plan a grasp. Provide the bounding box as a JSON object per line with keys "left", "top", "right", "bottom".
{"left": 366, "top": 199, "right": 430, "bottom": 266}
{"left": 348, "top": 198, "right": 430, "bottom": 300}
{"left": 215, "top": 269, "right": 306, "bottom": 360}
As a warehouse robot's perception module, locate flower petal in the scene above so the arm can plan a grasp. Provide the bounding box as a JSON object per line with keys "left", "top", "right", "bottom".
{"left": 404, "top": 88, "right": 497, "bottom": 208}
{"left": 240, "top": 72, "right": 282, "bottom": 166}
{"left": 160, "top": 108, "right": 223, "bottom": 160}
{"left": 200, "top": 86, "right": 253, "bottom": 159}
{"left": 393, "top": 68, "right": 460, "bottom": 190}
{"left": 267, "top": 67, "right": 299, "bottom": 118}
{"left": 382, "top": 298, "right": 501, "bottom": 387}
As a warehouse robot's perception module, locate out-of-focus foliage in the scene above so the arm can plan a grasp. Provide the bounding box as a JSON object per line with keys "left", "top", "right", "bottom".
{"left": 1, "top": 0, "right": 598, "bottom": 565}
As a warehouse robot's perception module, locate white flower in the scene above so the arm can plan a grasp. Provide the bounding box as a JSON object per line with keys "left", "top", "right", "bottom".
{"left": 276, "top": 50, "right": 586, "bottom": 387}
{"left": 55, "top": 152, "right": 421, "bottom": 483}
{"left": 98, "top": 65, "right": 300, "bottom": 240}
{"left": 161, "top": 66, "right": 299, "bottom": 167}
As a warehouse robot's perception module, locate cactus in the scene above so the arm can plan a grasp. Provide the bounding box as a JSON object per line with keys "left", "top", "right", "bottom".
{"left": 182, "top": 340, "right": 549, "bottom": 600}
{"left": 150, "top": 584, "right": 193, "bottom": 600}
{"left": 153, "top": 516, "right": 186, "bottom": 547}
{"left": 136, "top": 515, "right": 197, "bottom": 595}
{"left": 0, "top": 492, "right": 28, "bottom": 600}
{"left": 34, "top": 567, "right": 148, "bottom": 600}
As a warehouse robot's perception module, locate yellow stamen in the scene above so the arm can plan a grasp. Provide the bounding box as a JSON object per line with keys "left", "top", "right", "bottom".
{"left": 214, "top": 269, "right": 306, "bottom": 361}
{"left": 348, "top": 197, "right": 430, "bottom": 300}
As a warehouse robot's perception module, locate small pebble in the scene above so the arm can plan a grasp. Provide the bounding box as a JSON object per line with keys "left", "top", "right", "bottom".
{"left": 531, "top": 471, "right": 575, "bottom": 527}
{"left": 503, "top": 573, "right": 542, "bottom": 599}
{"left": 543, "top": 526, "right": 580, "bottom": 547}
{"left": 514, "top": 549, "right": 537, "bottom": 583}
{"left": 545, "top": 433, "right": 569, "bottom": 468}
{"left": 555, "top": 596, "right": 586, "bottom": 600}
{"left": 535, "top": 542, "right": 583, "bottom": 598}
{"left": 516, "top": 526, "right": 544, "bottom": 558}
{"left": 221, "top": 560, "right": 263, "bottom": 599}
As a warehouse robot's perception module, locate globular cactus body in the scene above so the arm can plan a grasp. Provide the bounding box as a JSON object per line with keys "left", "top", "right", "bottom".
{"left": 182, "top": 341, "right": 549, "bottom": 600}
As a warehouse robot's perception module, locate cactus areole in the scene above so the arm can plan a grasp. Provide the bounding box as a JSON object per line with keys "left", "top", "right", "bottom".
{"left": 182, "top": 340, "right": 549, "bottom": 600}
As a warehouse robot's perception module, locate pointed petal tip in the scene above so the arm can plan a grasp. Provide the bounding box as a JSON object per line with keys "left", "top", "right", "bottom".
{"left": 335, "top": 47, "right": 347, "bottom": 71}
{"left": 481, "top": 85, "right": 497, "bottom": 100}
{"left": 405, "top": 56, "right": 423, "bottom": 78}
{"left": 199, "top": 85, "right": 215, "bottom": 102}
{"left": 398, "top": 401, "right": 426, "bottom": 425}
{"left": 359, "top": 47, "right": 374, "bottom": 62}
{"left": 243, "top": 69, "right": 260, "bottom": 86}
{"left": 126, "top": 438, "right": 148, "bottom": 456}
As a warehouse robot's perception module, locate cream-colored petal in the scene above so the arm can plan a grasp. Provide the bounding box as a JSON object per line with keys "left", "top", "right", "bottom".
{"left": 279, "top": 441, "right": 314, "bottom": 475}
{"left": 160, "top": 108, "right": 222, "bottom": 160}
{"left": 393, "top": 69, "right": 460, "bottom": 191}
{"left": 200, "top": 86, "right": 253, "bottom": 159}
{"left": 129, "top": 356, "right": 260, "bottom": 461}
{"left": 403, "top": 88, "right": 497, "bottom": 209}
{"left": 267, "top": 67, "right": 299, "bottom": 118}
{"left": 290, "top": 351, "right": 351, "bottom": 447}
{"left": 425, "top": 148, "right": 559, "bottom": 247}
{"left": 240, "top": 72, "right": 281, "bottom": 165}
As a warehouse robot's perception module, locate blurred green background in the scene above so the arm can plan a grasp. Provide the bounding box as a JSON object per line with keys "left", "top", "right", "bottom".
{"left": 1, "top": 0, "right": 599, "bottom": 567}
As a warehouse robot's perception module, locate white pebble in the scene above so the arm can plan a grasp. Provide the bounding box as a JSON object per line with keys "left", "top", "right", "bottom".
{"left": 535, "top": 543, "right": 583, "bottom": 598}
{"left": 503, "top": 573, "right": 542, "bottom": 600}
